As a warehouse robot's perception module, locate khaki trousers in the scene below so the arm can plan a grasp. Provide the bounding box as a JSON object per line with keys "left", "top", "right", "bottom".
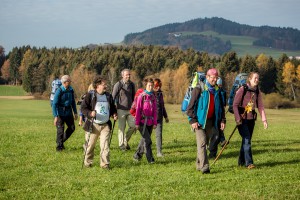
{"left": 84, "top": 123, "right": 111, "bottom": 167}
{"left": 117, "top": 109, "right": 136, "bottom": 147}
{"left": 195, "top": 119, "right": 216, "bottom": 171}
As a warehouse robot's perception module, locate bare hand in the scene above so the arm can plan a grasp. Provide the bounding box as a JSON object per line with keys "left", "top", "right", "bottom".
{"left": 90, "top": 111, "right": 96, "bottom": 118}
{"left": 113, "top": 113, "right": 118, "bottom": 120}
{"left": 263, "top": 121, "right": 268, "bottom": 129}
{"left": 165, "top": 117, "right": 169, "bottom": 123}
{"left": 153, "top": 125, "right": 157, "bottom": 129}
{"left": 74, "top": 114, "right": 78, "bottom": 120}
{"left": 191, "top": 122, "right": 200, "bottom": 130}
{"left": 54, "top": 117, "right": 58, "bottom": 126}
{"left": 220, "top": 122, "right": 225, "bottom": 131}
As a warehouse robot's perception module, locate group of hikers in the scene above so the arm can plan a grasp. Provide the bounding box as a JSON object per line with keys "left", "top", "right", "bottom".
{"left": 50, "top": 68, "right": 268, "bottom": 173}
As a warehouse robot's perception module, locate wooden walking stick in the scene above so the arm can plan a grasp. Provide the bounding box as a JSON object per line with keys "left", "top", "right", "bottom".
{"left": 211, "top": 125, "right": 237, "bottom": 166}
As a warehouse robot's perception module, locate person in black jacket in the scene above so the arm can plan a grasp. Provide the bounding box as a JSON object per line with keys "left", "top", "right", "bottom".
{"left": 81, "top": 76, "right": 117, "bottom": 169}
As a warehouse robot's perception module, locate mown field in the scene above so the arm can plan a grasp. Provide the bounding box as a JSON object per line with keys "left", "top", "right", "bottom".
{"left": 182, "top": 31, "right": 300, "bottom": 58}
{"left": 0, "top": 97, "right": 299, "bottom": 199}
{"left": 0, "top": 85, "right": 29, "bottom": 96}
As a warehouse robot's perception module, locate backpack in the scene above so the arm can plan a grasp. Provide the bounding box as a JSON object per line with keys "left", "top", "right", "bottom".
{"left": 228, "top": 73, "right": 259, "bottom": 113}
{"left": 181, "top": 72, "right": 206, "bottom": 114}
{"left": 50, "top": 79, "right": 62, "bottom": 100}
{"left": 130, "top": 88, "right": 145, "bottom": 117}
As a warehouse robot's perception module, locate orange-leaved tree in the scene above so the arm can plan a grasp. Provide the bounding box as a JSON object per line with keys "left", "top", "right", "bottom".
{"left": 282, "top": 62, "right": 296, "bottom": 101}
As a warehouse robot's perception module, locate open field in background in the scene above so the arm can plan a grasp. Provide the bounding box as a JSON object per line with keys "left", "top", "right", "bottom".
{"left": 0, "top": 98, "right": 299, "bottom": 199}
{"left": 182, "top": 31, "right": 300, "bottom": 58}
{"left": 0, "top": 85, "right": 29, "bottom": 96}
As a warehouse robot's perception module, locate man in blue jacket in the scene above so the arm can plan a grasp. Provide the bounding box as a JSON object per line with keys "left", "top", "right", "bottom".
{"left": 52, "top": 75, "right": 78, "bottom": 151}
{"left": 186, "top": 68, "right": 226, "bottom": 174}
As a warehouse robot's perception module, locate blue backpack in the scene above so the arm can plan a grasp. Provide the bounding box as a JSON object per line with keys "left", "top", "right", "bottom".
{"left": 181, "top": 72, "right": 205, "bottom": 115}
{"left": 227, "top": 73, "right": 248, "bottom": 113}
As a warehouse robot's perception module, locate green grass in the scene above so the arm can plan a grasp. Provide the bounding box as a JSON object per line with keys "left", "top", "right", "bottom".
{"left": 0, "top": 99, "right": 299, "bottom": 199}
{"left": 0, "top": 85, "right": 28, "bottom": 96}
{"left": 180, "top": 31, "right": 300, "bottom": 58}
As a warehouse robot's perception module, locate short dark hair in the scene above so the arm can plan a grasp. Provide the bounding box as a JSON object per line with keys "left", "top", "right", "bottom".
{"left": 142, "top": 78, "right": 154, "bottom": 88}
{"left": 93, "top": 75, "right": 106, "bottom": 89}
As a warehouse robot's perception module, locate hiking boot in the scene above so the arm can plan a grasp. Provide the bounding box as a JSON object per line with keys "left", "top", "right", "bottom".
{"left": 119, "top": 145, "right": 127, "bottom": 151}
{"left": 84, "top": 163, "right": 92, "bottom": 168}
{"left": 56, "top": 146, "right": 64, "bottom": 152}
{"left": 220, "top": 140, "right": 228, "bottom": 147}
{"left": 202, "top": 169, "right": 210, "bottom": 174}
{"left": 247, "top": 164, "right": 255, "bottom": 169}
{"left": 125, "top": 144, "right": 131, "bottom": 150}
{"left": 157, "top": 152, "right": 164, "bottom": 157}
{"left": 133, "top": 155, "right": 141, "bottom": 162}
{"left": 101, "top": 164, "right": 110, "bottom": 170}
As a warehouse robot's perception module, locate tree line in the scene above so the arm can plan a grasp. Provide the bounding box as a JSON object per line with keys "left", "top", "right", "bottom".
{"left": 0, "top": 45, "right": 300, "bottom": 103}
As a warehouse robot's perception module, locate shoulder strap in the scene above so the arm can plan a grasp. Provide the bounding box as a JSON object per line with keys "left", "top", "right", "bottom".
{"left": 240, "top": 84, "right": 248, "bottom": 107}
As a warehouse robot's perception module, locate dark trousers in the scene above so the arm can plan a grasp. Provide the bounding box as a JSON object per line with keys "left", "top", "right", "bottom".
{"left": 134, "top": 124, "right": 154, "bottom": 163}
{"left": 56, "top": 115, "right": 75, "bottom": 149}
{"left": 237, "top": 119, "right": 255, "bottom": 166}
{"left": 155, "top": 120, "right": 163, "bottom": 153}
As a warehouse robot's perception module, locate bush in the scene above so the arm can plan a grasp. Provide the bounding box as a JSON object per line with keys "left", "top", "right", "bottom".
{"left": 264, "top": 93, "right": 299, "bottom": 109}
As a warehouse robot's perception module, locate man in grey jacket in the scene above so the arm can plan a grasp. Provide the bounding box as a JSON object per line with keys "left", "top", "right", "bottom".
{"left": 112, "top": 69, "right": 136, "bottom": 151}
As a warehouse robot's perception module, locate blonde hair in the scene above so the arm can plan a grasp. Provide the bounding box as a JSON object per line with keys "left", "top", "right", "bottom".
{"left": 87, "top": 83, "right": 93, "bottom": 91}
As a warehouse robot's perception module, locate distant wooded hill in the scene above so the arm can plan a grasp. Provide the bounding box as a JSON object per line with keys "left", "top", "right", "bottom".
{"left": 123, "top": 17, "right": 300, "bottom": 55}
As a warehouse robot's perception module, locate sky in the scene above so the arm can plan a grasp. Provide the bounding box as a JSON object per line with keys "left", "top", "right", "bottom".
{"left": 1, "top": 0, "right": 300, "bottom": 54}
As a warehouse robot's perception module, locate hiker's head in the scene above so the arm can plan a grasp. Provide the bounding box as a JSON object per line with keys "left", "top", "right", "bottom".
{"left": 153, "top": 78, "right": 162, "bottom": 91}
{"left": 143, "top": 78, "right": 154, "bottom": 92}
{"left": 61, "top": 75, "right": 71, "bottom": 88}
{"left": 121, "top": 69, "right": 131, "bottom": 83}
{"left": 206, "top": 68, "right": 218, "bottom": 86}
{"left": 217, "top": 77, "right": 222, "bottom": 87}
{"left": 93, "top": 76, "right": 107, "bottom": 94}
{"left": 247, "top": 72, "right": 259, "bottom": 87}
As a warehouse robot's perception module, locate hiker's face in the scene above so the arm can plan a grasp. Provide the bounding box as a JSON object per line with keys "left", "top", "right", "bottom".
{"left": 63, "top": 79, "right": 71, "bottom": 89}
{"left": 122, "top": 71, "right": 131, "bottom": 83}
{"left": 249, "top": 73, "right": 259, "bottom": 87}
{"left": 96, "top": 81, "right": 107, "bottom": 94}
{"left": 145, "top": 82, "right": 154, "bottom": 92}
{"left": 206, "top": 75, "right": 218, "bottom": 86}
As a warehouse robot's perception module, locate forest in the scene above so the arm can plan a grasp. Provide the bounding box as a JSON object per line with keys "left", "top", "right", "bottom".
{"left": 0, "top": 44, "right": 300, "bottom": 106}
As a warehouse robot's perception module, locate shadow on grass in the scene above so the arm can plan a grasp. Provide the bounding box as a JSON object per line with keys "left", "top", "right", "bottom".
{"left": 258, "top": 158, "right": 300, "bottom": 167}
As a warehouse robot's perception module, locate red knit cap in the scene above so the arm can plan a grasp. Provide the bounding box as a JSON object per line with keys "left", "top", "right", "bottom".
{"left": 207, "top": 68, "right": 218, "bottom": 76}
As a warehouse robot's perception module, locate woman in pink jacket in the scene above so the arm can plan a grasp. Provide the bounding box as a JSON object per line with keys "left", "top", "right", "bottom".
{"left": 233, "top": 72, "right": 268, "bottom": 169}
{"left": 133, "top": 78, "right": 157, "bottom": 163}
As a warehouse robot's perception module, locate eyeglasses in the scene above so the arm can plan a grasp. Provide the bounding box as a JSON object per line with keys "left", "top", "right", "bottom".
{"left": 209, "top": 76, "right": 218, "bottom": 80}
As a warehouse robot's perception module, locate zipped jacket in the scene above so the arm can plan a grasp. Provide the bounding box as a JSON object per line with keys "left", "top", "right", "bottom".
{"left": 81, "top": 90, "right": 117, "bottom": 132}
{"left": 52, "top": 86, "right": 77, "bottom": 117}
{"left": 186, "top": 84, "right": 226, "bottom": 129}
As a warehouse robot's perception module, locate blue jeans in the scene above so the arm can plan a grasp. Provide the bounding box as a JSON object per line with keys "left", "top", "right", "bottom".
{"left": 237, "top": 119, "right": 255, "bottom": 167}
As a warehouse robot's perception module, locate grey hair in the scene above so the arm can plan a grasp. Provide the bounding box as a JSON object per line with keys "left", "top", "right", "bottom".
{"left": 121, "top": 69, "right": 130, "bottom": 76}
{"left": 61, "top": 75, "right": 71, "bottom": 83}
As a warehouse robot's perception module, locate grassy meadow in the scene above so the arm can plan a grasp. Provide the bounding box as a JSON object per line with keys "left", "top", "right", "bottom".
{"left": 0, "top": 85, "right": 29, "bottom": 96}
{"left": 0, "top": 97, "right": 299, "bottom": 200}
{"left": 182, "top": 31, "right": 300, "bottom": 58}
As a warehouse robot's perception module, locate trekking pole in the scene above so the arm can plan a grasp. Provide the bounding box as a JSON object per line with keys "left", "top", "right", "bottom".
{"left": 81, "top": 117, "right": 94, "bottom": 169}
{"left": 210, "top": 125, "right": 237, "bottom": 167}
{"left": 109, "top": 120, "right": 116, "bottom": 146}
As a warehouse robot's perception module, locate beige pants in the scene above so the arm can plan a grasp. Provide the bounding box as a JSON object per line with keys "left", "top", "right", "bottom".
{"left": 195, "top": 119, "right": 216, "bottom": 171}
{"left": 84, "top": 123, "right": 111, "bottom": 167}
{"left": 117, "top": 109, "right": 136, "bottom": 147}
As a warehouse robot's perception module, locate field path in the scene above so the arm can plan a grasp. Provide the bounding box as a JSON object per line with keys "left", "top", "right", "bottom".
{"left": 0, "top": 96, "right": 35, "bottom": 100}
